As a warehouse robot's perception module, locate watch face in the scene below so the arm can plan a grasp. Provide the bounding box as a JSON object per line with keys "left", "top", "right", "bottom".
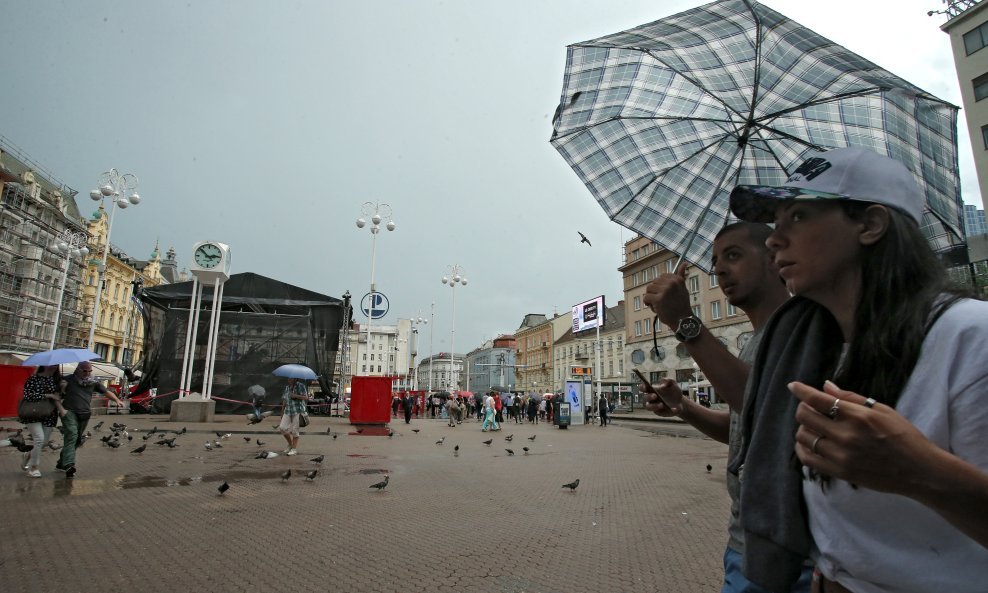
{"left": 678, "top": 316, "right": 702, "bottom": 339}
{"left": 194, "top": 243, "right": 222, "bottom": 269}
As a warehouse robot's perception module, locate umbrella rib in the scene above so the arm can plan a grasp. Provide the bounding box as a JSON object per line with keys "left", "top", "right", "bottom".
{"left": 737, "top": 0, "right": 764, "bottom": 151}
{"left": 640, "top": 49, "right": 747, "bottom": 122}
{"left": 550, "top": 115, "right": 738, "bottom": 144}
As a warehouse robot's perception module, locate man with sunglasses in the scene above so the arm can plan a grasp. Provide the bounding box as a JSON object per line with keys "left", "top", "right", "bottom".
{"left": 56, "top": 361, "right": 123, "bottom": 478}
{"left": 641, "top": 222, "right": 807, "bottom": 593}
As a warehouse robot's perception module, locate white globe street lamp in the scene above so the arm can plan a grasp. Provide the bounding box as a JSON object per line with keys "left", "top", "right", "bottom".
{"left": 50, "top": 230, "right": 90, "bottom": 349}
{"left": 441, "top": 264, "right": 467, "bottom": 391}
{"left": 356, "top": 202, "right": 394, "bottom": 372}
{"left": 87, "top": 169, "right": 141, "bottom": 352}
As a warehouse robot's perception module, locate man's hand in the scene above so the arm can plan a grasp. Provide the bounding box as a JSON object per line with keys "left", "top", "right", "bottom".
{"left": 643, "top": 262, "right": 693, "bottom": 329}
{"left": 641, "top": 378, "right": 685, "bottom": 417}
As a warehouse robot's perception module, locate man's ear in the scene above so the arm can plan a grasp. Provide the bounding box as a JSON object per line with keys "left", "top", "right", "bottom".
{"left": 859, "top": 205, "right": 890, "bottom": 246}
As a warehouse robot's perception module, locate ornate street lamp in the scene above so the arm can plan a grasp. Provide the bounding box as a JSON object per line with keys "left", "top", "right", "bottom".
{"left": 356, "top": 202, "right": 395, "bottom": 374}
{"left": 50, "top": 230, "right": 89, "bottom": 349}
{"left": 441, "top": 265, "right": 467, "bottom": 391}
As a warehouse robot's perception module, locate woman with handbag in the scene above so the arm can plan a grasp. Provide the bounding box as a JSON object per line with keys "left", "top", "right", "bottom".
{"left": 277, "top": 378, "right": 309, "bottom": 456}
{"left": 18, "top": 365, "right": 65, "bottom": 478}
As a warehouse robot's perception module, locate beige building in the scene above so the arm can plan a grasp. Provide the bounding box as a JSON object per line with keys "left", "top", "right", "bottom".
{"left": 553, "top": 302, "right": 627, "bottom": 399}
{"left": 620, "top": 236, "right": 753, "bottom": 401}
{"left": 514, "top": 314, "right": 553, "bottom": 393}
{"left": 942, "top": 2, "right": 988, "bottom": 205}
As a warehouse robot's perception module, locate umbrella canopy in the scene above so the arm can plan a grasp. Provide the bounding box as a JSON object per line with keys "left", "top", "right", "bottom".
{"left": 22, "top": 348, "right": 99, "bottom": 367}
{"left": 272, "top": 364, "right": 318, "bottom": 380}
{"left": 550, "top": 0, "right": 965, "bottom": 273}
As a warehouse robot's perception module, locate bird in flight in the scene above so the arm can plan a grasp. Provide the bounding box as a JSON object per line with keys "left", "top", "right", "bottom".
{"left": 578, "top": 231, "right": 591, "bottom": 246}
{"left": 562, "top": 478, "right": 580, "bottom": 492}
{"left": 411, "top": 429, "right": 420, "bottom": 434}
{"left": 369, "top": 475, "right": 390, "bottom": 491}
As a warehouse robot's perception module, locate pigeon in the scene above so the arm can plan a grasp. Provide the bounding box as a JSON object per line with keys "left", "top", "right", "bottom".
{"left": 454, "top": 445, "right": 459, "bottom": 455}
{"left": 325, "top": 426, "right": 332, "bottom": 434}
{"left": 213, "top": 441, "right": 223, "bottom": 448}
{"left": 126, "top": 435, "right": 133, "bottom": 441}
{"left": 243, "top": 436, "right": 252, "bottom": 442}
{"left": 562, "top": 478, "right": 580, "bottom": 492}
{"left": 157, "top": 438, "right": 176, "bottom": 447}
{"left": 173, "top": 427, "right": 187, "bottom": 435}
{"left": 131, "top": 444, "right": 146, "bottom": 454}
{"left": 482, "top": 439, "right": 492, "bottom": 446}
{"left": 505, "top": 448, "right": 514, "bottom": 456}
{"left": 527, "top": 435, "right": 537, "bottom": 441}
{"left": 142, "top": 434, "right": 152, "bottom": 441}
{"left": 92, "top": 421, "right": 104, "bottom": 432}
{"left": 167, "top": 441, "right": 178, "bottom": 449}
{"left": 411, "top": 429, "right": 420, "bottom": 434}
{"left": 305, "top": 470, "right": 318, "bottom": 481}
{"left": 281, "top": 469, "right": 292, "bottom": 481}
{"left": 356, "top": 429, "right": 364, "bottom": 434}
{"left": 204, "top": 442, "right": 213, "bottom": 451}
{"left": 332, "top": 434, "right": 338, "bottom": 440}
{"left": 147, "top": 426, "right": 158, "bottom": 435}
{"left": 504, "top": 434, "right": 514, "bottom": 442}
{"left": 578, "top": 231, "right": 591, "bottom": 246}
{"left": 388, "top": 430, "right": 395, "bottom": 438}
{"left": 256, "top": 439, "right": 265, "bottom": 447}
{"left": 217, "top": 481, "right": 230, "bottom": 495}
{"left": 369, "top": 475, "right": 390, "bottom": 491}
{"left": 107, "top": 440, "right": 121, "bottom": 449}
{"left": 435, "top": 437, "right": 445, "bottom": 446}
{"left": 706, "top": 464, "right": 712, "bottom": 473}
{"left": 523, "top": 447, "right": 529, "bottom": 455}
{"left": 214, "top": 431, "right": 225, "bottom": 438}
{"left": 255, "top": 450, "right": 276, "bottom": 459}
{"left": 311, "top": 455, "right": 324, "bottom": 464}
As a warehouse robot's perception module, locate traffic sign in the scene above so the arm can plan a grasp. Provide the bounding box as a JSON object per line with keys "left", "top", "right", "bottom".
{"left": 361, "top": 291, "right": 390, "bottom": 320}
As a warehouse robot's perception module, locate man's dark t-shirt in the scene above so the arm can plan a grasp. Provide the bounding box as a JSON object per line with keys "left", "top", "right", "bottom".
{"left": 62, "top": 373, "right": 108, "bottom": 417}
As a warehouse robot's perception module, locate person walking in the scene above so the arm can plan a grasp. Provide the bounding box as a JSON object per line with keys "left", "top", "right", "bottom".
{"left": 597, "top": 393, "right": 609, "bottom": 427}
{"left": 277, "top": 377, "right": 308, "bottom": 456}
{"left": 446, "top": 396, "right": 458, "bottom": 427}
{"left": 481, "top": 390, "right": 500, "bottom": 432}
{"left": 18, "top": 365, "right": 65, "bottom": 477}
{"left": 403, "top": 392, "right": 415, "bottom": 424}
{"left": 642, "top": 221, "right": 801, "bottom": 592}
{"left": 728, "top": 147, "right": 988, "bottom": 592}
{"left": 56, "top": 361, "right": 124, "bottom": 478}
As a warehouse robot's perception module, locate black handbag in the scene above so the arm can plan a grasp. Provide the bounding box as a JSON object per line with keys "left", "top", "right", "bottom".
{"left": 298, "top": 412, "right": 310, "bottom": 428}
{"left": 18, "top": 398, "right": 55, "bottom": 423}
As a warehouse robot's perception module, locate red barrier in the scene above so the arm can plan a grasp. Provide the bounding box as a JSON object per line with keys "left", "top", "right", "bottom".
{"left": 0, "top": 364, "right": 36, "bottom": 418}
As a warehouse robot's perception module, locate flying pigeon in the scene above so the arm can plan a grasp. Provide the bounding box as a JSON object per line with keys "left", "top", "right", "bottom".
{"left": 305, "top": 470, "right": 318, "bottom": 481}
{"left": 212, "top": 441, "right": 223, "bottom": 448}
{"left": 311, "top": 455, "right": 324, "bottom": 464}
{"left": 214, "top": 431, "right": 225, "bottom": 438}
{"left": 217, "top": 481, "right": 230, "bottom": 495}
{"left": 411, "top": 429, "right": 420, "bottom": 433}
{"left": 281, "top": 469, "right": 292, "bottom": 481}
{"left": 369, "top": 475, "right": 390, "bottom": 491}
{"left": 247, "top": 410, "right": 274, "bottom": 425}
{"left": 527, "top": 435, "right": 537, "bottom": 441}
{"left": 562, "top": 478, "right": 580, "bottom": 492}
{"left": 504, "top": 434, "right": 514, "bottom": 442}
{"left": 482, "top": 439, "right": 493, "bottom": 446}
{"left": 505, "top": 448, "right": 514, "bottom": 456}
{"left": 131, "top": 444, "right": 146, "bottom": 454}
{"left": 578, "top": 231, "right": 591, "bottom": 246}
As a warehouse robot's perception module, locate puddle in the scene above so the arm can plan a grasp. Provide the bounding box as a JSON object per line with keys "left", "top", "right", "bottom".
{"left": 1, "top": 469, "right": 303, "bottom": 498}
{"left": 346, "top": 454, "right": 385, "bottom": 459}
{"left": 349, "top": 426, "right": 391, "bottom": 436}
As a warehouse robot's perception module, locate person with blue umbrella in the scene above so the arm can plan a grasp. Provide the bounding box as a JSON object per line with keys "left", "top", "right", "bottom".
{"left": 273, "top": 364, "right": 314, "bottom": 456}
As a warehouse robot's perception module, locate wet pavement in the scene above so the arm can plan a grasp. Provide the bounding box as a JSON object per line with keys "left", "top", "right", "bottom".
{"left": 0, "top": 412, "right": 730, "bottom": 593}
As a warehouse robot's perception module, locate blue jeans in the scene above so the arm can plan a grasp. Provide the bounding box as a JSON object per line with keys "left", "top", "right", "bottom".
{"left": 721, "top": 546, "right": 812, "bottom": 593}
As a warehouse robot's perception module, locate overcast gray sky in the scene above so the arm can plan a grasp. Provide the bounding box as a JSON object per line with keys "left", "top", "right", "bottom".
{"left": 1, "top": 0, "right": 980, "bottom": 355}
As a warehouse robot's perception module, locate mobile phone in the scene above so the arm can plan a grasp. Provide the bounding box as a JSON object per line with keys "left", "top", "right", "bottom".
{"left": 632, "top": 369, "right": 655, "bottom": 392}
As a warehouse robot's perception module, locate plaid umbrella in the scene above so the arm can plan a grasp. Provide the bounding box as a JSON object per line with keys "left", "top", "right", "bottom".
{"left": 550, "top": 0, "right": 966, "bottom": 273}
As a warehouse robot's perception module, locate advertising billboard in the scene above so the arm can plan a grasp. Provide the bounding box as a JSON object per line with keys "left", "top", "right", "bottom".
{"left": 571, "top": 295, "right": 605, "bottom": 332}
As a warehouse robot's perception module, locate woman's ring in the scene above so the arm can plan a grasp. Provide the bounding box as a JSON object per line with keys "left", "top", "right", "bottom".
{"left": 864, "top": 398, "right": 877, "bottom": 408}
{"left": 828, "top": 398, "right": 841, "bottom": 419}
{"left": 811, "top": 435, "right": 824, "bottom": 455}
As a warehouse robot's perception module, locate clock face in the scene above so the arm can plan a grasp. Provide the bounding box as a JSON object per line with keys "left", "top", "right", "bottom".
{"left": 194, "top": 243, "right": 223, "bottom": 269}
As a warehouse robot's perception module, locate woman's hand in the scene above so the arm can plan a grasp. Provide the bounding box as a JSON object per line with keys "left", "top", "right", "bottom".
{"left": 792, "top": 380, "right": 942, "bottom": 494}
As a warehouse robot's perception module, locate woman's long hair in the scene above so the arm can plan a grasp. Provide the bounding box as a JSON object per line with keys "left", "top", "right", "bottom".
{"left": 833, "top": 203, "right": 967, "bottom": 408}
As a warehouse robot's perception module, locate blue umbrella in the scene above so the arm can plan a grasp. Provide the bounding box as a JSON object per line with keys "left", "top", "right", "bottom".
{"left": 272, "top": 364, "right": 318, "bottom": 380}
{"left": 22, "top": 348, "right": 99, "bottom": 367}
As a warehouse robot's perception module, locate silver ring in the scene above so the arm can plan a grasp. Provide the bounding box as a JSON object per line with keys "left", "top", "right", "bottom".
{"left": 811, "top": 435, "right": 824, "bottom": 455}
{"left": 828, "top": 398, "right": 840, "bottom": 419}
{"left": 864, "top": 398, "right": 877, "bottom": 408}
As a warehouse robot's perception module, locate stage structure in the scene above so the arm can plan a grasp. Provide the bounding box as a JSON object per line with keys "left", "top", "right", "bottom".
{"left": 137, "top": 272, "right": 344, "bottom": 415}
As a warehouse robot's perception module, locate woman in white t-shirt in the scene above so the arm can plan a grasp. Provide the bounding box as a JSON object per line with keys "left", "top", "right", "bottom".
{"left": 731, "top": 147, "right": 988, "bottom": 593}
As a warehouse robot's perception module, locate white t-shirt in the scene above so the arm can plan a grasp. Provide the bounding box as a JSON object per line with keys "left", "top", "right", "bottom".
{"left": 805, "top": 298, "right": 988, "bottom": 593}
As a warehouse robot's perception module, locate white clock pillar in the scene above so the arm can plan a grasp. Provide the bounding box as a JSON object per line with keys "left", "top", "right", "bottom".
{"left": 171, "top": 241, "right": 231, "bottom": 423}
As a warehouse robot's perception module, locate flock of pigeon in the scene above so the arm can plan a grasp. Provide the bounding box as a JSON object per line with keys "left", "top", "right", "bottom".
{"left": 78, "top": 419, "right": 582, "bottom": 496}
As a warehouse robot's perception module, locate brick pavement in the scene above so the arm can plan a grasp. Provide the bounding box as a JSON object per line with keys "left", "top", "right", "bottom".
{"left": 0, "top": 413, "right": 731, "bottom": 593}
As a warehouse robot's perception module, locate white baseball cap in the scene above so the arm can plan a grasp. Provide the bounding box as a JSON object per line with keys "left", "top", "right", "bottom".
{"left": 730, "top": 147, "right": 924, "bottom": 225}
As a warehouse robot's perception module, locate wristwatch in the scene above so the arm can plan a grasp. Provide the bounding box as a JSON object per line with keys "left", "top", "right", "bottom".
{"left": 674, "top": 315, "right": 703, "bottom": 342}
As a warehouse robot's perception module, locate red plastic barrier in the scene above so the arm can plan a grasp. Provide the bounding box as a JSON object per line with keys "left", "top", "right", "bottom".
{"left": 0, "top": 364, "right": 36, "bottom": 418}
{"left": 349, "top": 376, "right": 394, "bottom": 425}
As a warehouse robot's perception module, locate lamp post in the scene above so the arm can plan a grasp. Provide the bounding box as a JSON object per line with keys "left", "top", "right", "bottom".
{"left": 49, "top": 230, "right": 90, "bottom": 349}
{"left": 355, "top": 202, "right": 394, "bottom": 375}
{"left": 428, "top": 302, "right": 435, "bottom": 393}
{"left": 441, "top": 265, "right": 467, "bottom": 391}
{"left": 87, "top": 169, "right": 141, "bottom": 352}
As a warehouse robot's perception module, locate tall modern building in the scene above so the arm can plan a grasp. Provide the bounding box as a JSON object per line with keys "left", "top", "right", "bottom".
{"left": 965, "top": 203, "right": 988, "bottom": 236}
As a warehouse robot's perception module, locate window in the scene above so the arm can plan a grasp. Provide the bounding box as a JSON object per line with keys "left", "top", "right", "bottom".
{"left": 641, "top": 244, "right": 649, "bottom": 255}
{"left": 709, "top": 274, "right": 719, "bottom": 288}
{"left": 687, "top": 275, "right": 700, "bottom": 293}
{"left": 632, "top": 248, "right": 640, "bottom": 260}
{"left": 691, "top": 306, "right": 701, "bottom": 319}
{"left": 631, "top": 349, "right": 645, "bottom": 364}
{"left": 964, "top": 21, "right": 988, "bottom": 55}
{"left": 633, "top": 296, "right": 641, "bottom": 311}
{"left": 727, "top": 303, "right": 738, "bottom": 316}
{"left": 634, "top": 320, "right": 642, "bottom": 336}
{"left": 665, "top": 259, "right": 675, "bottom": 273}
{"left": 362, "top": 364, "right": 367, "bottom": 372}
{"left": 711, "top": 300, "right": 722, "bottom": 320}
{"left": 632, "top": 271, "right": 640, "bottom": 285}
{"left": 974, "top": 72, "right": 988, "bottom": 102}
{"left": 982, "top": 124, "right": 988, "bottom": 150}
{"left": 644, "top": 317, "right": 652, "bottom": 334}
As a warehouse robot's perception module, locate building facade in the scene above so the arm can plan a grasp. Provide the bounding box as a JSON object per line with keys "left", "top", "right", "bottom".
{"left": 620, "top": 236, "right": 753, "bottom": 402}
{"left": 965, "top": 203, "right": 988, "bottom": 236}
{"left": 553, "top": 302, "right": 627, "bottom": 401}
{"left": 465, "top": 335, "right": 518, "bottom": 393}
{"left": 513, "top": 314, "right": 552, "bottom": 394}
{"left": 416, "top": 351, "right": 464, "bottom": 392}
{"left": 349, "top": 319, "right": 414, "bottom": 389}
